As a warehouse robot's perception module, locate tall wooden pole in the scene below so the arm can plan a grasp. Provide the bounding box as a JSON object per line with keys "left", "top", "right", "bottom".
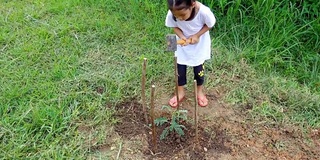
{"left": 174, "top": 56, "right": 180, "bottom": 110}
{"left": 150, "top": 85, "right": 157, "bottom": 152}
{"left": 141, "top": 58, "right": 148, "bottom": 124}
{"left": 193, "top": 80, "right": 199, "bottom": 143}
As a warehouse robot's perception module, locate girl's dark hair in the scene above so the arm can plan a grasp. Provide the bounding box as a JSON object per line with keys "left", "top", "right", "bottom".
{"left": 167, "top": 0, "right": 196, "bottom": 21}
{"left": 167, "top": 0, "right": 196, "bottom": 10}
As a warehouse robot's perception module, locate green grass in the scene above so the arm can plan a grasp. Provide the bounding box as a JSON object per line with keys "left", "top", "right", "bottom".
{"left": 202, "top": 0, "right": 320, "bottom": 91}
{"left": 0, "top": 0, "right": 319, "bottom": 159}
{"left": 210, "top": 50, "right": 319, "bottom": 127}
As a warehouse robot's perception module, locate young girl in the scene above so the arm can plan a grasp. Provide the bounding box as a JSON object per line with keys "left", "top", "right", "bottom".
{"left": 165, "top": 0, "right": 216, "bottom": 107}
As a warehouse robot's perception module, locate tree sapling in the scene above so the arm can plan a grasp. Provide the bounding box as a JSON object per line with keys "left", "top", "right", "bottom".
{"left": 154, "top": 105, "right": 188, "bottom": 140}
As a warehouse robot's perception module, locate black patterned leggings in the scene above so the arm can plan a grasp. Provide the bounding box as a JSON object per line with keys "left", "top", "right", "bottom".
{"left": 177, "top": 64, "right": 204, "bottom": 86}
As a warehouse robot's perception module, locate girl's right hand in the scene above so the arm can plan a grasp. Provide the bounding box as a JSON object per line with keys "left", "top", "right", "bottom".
{"left": 189, "top": 35, "right": 200, "bottom": 44}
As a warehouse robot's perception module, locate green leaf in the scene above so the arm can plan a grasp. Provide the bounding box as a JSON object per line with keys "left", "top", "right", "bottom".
{"left": 154, "top": 117, "right": 168, "bottom": 126}
{"left": 160, "top": 127, "right": 169, "bottom": 140}
{"left": 177, "top": 114, "right": 188, "bottom": 121}
{"left": 161, "top": 105, "right": 172, "bottom": 111}
{"left": 178, "top": 124, "right": 186, "bottom": 129}
{"left": 178, "top": 109, "right": 188, "bottom": 114}
{"left": 170, "top": 120, "right": 177, "bottom": 131}
{"left": 174, "top": 126, "right": 185, "bottom": 136}
{"left": 176, "top": 110, "right": 188, "bottom": 121}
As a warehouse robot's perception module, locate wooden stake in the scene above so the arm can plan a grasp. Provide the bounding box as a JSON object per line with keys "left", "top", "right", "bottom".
{"left": 174, "top": 56, "right": 180, "bottom": 110}
{"left": 193, "top": 80, "right": 199, "bottom": 143}
{"left": 141, "top": 58, "right": 148, "bottom": 124}
{"left": 150, "top": 85, "right": 157, "bottom": 152}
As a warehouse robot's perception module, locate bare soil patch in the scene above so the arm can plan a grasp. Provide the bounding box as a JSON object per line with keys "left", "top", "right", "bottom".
{"left": 113, "top": 100, "right": 231, "bottom": 160}
{"left": 112, "top": 86, "right": 319, "bottom": 159}
{"left": 83, "top": 87, "right": 320, "bottom": 159}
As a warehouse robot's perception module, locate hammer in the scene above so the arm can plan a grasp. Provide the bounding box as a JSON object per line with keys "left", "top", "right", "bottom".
{"left": 166, "top": 34, "right": 191, "bottom": 51}
{"left": 166, "top": 34, "right": 190, "bottom": 109}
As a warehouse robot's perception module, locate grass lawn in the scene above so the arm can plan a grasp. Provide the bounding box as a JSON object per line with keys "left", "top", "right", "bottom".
{"left": 0, "top": 0, "right": 319, "bottom": 159}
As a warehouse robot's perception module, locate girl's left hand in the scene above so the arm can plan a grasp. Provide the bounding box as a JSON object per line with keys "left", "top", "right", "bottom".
{"left": 189, "top": 35, "right": 200, "bottom": 44}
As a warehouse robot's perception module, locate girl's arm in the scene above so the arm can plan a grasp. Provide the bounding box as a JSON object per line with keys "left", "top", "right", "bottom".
{"left": 173, "top": 27, "right": 187, "bottom": 41}
{"left": 173, "top": 25, "right": 212, "bottom": 45}
{"left": 190, "top": 24, "right": 211, "bottom": 44}
{"left": 195, "top": 24, "right": 211, "bottom": 38}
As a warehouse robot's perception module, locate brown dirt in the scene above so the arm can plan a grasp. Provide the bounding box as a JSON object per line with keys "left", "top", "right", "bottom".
{"left": 112, "top": 99, "right": 231, "bottom": 160}
{"left": 84, "top": 86, "right": 320, "bottom": 160}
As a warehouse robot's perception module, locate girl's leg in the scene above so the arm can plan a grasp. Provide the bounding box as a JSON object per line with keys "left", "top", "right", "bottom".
{"left": 169, "top": 64, "right": 187, "bottom": 107}
{"left": 193, "top": 64, "right": 208, "bottom": 107}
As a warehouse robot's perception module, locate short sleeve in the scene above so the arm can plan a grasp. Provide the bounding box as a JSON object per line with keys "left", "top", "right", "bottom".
{"left": 203, "top": 8, "right": 216, "bottom": 28}
{"left": 165, "top": 10, "right": 177, "bottom": 27}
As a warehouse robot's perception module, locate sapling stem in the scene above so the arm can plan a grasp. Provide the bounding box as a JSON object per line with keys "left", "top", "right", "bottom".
{"left": 193, "top": 80, "right": 199, "bottom": 143}
{"left": 141, "top": 58, "right": 148, "bottom": 124}
{"left": 174, "top": 56, "right": 180, "bottom": 110}
{"left": 150, "top": 85, "right": 157, "bottom": 152}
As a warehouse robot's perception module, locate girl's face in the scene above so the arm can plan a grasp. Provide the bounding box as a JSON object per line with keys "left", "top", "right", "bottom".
{"left": 171, "top": 2, "right": 196, "bottom": 21}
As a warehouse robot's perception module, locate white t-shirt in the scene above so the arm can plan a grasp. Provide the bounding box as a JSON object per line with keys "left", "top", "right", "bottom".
{"left": 165, "top": 2, "right": 216, "bottom": 66}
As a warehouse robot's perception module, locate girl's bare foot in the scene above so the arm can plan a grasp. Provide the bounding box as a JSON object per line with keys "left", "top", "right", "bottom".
{"left": 168, "top": 86, "right": 185, "bottom": 108}
{"left": 197, "top": 85, "right": 208, "bottom": 107}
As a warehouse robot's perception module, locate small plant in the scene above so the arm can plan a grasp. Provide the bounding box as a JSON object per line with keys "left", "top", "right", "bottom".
{"left": 154, "top": 105, "right": 188, "bottom": 140}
